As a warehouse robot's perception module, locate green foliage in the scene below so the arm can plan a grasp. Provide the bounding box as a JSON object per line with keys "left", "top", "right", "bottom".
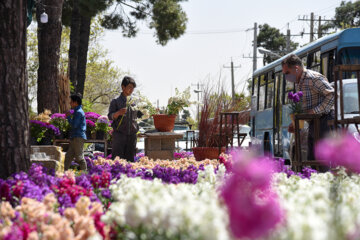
{"left": 82, "top": 99, "right": 94, "bottom": 112}
{"left": 257, "top": 24, "right": 299, "bottom": 64}
{"left": 30, "top": 123, "right": 47, "bottom": 142}
{"left": 323, "top": 0, "right": 360, "bottom": 31}
{"left": 50, "top": 118, "right": 70, "bottom": 133}
{"left": 166, "top": 87, "right": 193, "bottom": 115}
{"left": 150, "top": 0, "right": 187, "bottom": 45}
{"left": 95, "top": 122, "right": 110, "bottom": 133}
{"left": 100, "top": 0, "right": 188, "bottom": 45}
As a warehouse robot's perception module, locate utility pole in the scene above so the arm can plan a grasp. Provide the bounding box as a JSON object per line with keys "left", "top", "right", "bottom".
{"left": 286, "top": 23, "right": 290, "bottom": 53}
{"left": 244, "top": 22, "right": 258, "bottom": 72}
{"left": 298, "top": 13, "right": 333, "bottom": 42}
{"left": 318, "top": 16, "right": 322, "bottom": 38}
{"left": 310, "top": 12, "right": 314, "bottom": 42}
{"left": 192, "top": 83, "right": 203, "bottom": 124}
{"left": 253, "top": 22, "right": 257, "bottom": 72}
{"left": 224, "top": 59, "right": 241, "bottom": 101}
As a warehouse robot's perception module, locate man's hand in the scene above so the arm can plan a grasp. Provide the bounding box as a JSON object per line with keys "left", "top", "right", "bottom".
{"left": 307, "top": 109, "right": 315, "bottom": 114}
{"left": 114, "top": 108, "right": 127, "bottom": 119}
{"left": 288, "top": 122, "right": 294, "bottom": 133}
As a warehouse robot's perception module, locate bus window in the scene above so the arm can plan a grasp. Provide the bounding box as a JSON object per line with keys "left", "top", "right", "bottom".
{"left": 252, "top": 77, "right": 259, "bottom": 96}
{"left": 339, "top": 48, "right": 360, "bottom": 65}
{"left": 301, "top": 56, "right": 307, "bottom": 68}
{"left": 277, "top": 73, "right": 284, "bottom": 107}
{"left": 266, "top": 72, "right": 274, "bottom": 109}
{"left": 259, "top": 75, "right": 266, "bottom": 111}
{"left": 309, "top": 50, "right": 321, "bottom": 72}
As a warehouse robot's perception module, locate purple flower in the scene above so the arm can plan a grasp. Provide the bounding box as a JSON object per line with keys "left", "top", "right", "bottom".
{"left": 293, "top": 94, "right": 300, "bottom": 103}
{"left": 85, "top": 112, "right": 101, "bottom": 121}
{"left": 97, "top": 116, "right": 109, "bottom": 124}
{"left": 51, "top": 113, "right": 66, "bottom": 119}
{"left": 297, "top": 91, "right": 303, "bottom": 98}
{"left": 221, "top": 152, "right": 283, "bottom": 239}
{"left": 315, "top": 133, "right": 360, "bottom": 173}
{"left": 288, "top": 92, "right": 294, "bottom": 100}
{"left": 86, "top": 119, "right": 96, "bottom": 128}
{"left": 101, "top": 189, "right": 111, "bottom": 199}
{"left": 29, "top": 120, "right": 60, "bottom": 136}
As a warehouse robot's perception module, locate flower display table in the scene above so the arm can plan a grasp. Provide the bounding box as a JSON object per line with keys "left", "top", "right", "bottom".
{"left": 144, "top": 132, "right": 183, "bottom": 160}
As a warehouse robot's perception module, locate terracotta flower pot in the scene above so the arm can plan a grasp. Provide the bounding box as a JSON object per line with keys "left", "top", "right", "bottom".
{"left": 152, "top": 114, "right": 177, "bottom": 132}
{"left": 290, "top": 113, "right": 304, "bottom": 129}
{"left": 192, "top": 147, "right": 226, "bottom": 161}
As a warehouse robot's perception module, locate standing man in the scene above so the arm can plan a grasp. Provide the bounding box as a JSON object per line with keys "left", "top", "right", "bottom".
{"left": 108, "top": 76, "right": 142, "bottom": 162}
{"left": 64, "top": 93, "right": 87, "bottom": 171}
{"left": 282, "top": 54, "right": 335, "bottom": 161}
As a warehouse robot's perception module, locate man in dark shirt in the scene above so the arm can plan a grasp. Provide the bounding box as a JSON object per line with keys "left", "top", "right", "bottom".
{"left": 64, "top": 93, "right": 87, "bottom": 171}
{"left": 108, "top": 76, "right": 142, "bottom": 161}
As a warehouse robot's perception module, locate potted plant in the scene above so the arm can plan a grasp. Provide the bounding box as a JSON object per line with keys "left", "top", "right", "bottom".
{"left": 95, "top": 116, "right": 110, "bottom": 139}
{"left": 30, "top": 120, "right": 61, "bottom": 145}
{"left": 117, "top": 91, "right": 157, "bottom": 131}
{"left": 86, "top": 119, "right": 96, "bottom": 139}
{"left": 192, "top": 87, "right": 231, "bottom": 161}
{"left": 288, "top": 91, "right": 304, "bottom": 129}
{"left": 153, "top": 87, "right": 193, "bottom": 132}
{"left": 30, "top": 110, "right": 61, "bottom": 145}
{"left": 50, "top": 113, "right": 70, "bottom": 139}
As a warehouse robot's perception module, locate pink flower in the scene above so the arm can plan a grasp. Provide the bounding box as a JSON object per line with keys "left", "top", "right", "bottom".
{"left": 220, "top": 152, "right": 283, "bottom": 239}
{"left": 315, "top": 133, "right": 360, "bottom": 173}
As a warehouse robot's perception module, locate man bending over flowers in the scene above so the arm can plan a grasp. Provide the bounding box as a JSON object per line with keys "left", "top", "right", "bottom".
{"left": 64, "top": 93, "right": 87, "bottom": 171}
{"left": 282, "top": 54, "right": 334, "bottom": 161}
{"left": 108, "top": 76, "right": 143, "bottom": 162}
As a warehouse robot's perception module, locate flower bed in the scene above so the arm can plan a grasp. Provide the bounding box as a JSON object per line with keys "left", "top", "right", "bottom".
{"left": 2, "top": 135, "right": 360, "bottom": 240}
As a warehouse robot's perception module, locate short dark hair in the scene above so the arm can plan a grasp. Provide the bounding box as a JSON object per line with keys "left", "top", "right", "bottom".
{"left": 282, "top": 54, "right": 303, "bottom": 68}
{"left": 121, "top": 76, "right": 136, "bottom": 88}
{"left": 70, "top": 93, "right": 82, "bottom": 105}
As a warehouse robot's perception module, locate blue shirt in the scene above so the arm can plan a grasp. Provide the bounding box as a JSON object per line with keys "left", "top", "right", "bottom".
{"left": 67, "top": 105, "right": 87, "bottom": 139}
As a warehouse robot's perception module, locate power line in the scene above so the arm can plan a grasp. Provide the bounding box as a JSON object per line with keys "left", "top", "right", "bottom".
{"left": 139, "top": 28, "right": 248, "bottom": 35}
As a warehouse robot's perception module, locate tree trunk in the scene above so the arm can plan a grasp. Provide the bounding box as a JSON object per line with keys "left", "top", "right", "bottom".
{"left": 68, "top": 0, "right": 81, "bottom": 89}
{"left": 76, "top": 15, "right": 91, "bottom": 96}
{"left": 36, "top": 0, "right": 64, "bottom": 114}
{"left": 0, "top": 0, "right": 30, "bottom": 179}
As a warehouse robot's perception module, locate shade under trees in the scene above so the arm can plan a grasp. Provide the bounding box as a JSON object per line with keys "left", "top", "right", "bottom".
{"left": 0, "top": 0, "right": 30, "bottom": 179}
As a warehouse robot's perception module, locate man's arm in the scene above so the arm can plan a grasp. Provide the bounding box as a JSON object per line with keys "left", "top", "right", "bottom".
{"left": 67, "top": 112, "right": 82, "bottom": 129}
{"left": 312, "top": 76, "right": 334, "bottom": 114}
{"left": 108, "top": 99, "right": 117, "bottom": 121}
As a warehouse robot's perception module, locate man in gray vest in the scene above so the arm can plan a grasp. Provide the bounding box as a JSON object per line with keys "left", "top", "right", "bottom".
{"left": 108, "top": 76, "right": 142, "bottom": 161}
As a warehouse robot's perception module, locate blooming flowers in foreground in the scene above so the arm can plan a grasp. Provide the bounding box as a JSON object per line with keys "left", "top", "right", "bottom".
{"left": 4, "top": 134, "right": 360, "bottom": 239}
{"left": 102, "top": 165, "right": 230, "bottom": 240}
{"left": 221, "top": 153, "right": 283, "bottom": 239}
{"left": 0, "top": 195, "right": 107, "bottom": 240}
{"left": 315, "top": 133, "right": 360, "bottom": 173}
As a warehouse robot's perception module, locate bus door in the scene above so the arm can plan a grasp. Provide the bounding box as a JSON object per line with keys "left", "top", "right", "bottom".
{"left": 273, "top": 72, "right": 283, "bottom": 157}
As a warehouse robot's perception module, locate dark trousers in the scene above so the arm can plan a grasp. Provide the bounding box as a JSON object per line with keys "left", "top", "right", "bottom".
{"left": 307, "top": 110, "right": 335, "bottom": 161}
{"left": 112, "top": 131, "right": 137, "bottom": 162}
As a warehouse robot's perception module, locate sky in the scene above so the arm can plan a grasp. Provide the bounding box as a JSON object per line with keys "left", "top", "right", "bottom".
{"left": 101, "top": 0, "right": 343, "bottom": 116}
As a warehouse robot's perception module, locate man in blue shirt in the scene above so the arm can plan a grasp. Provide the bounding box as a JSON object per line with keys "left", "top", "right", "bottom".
{"left": 64, "top": 93, "right": 87, "bottom": 171}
